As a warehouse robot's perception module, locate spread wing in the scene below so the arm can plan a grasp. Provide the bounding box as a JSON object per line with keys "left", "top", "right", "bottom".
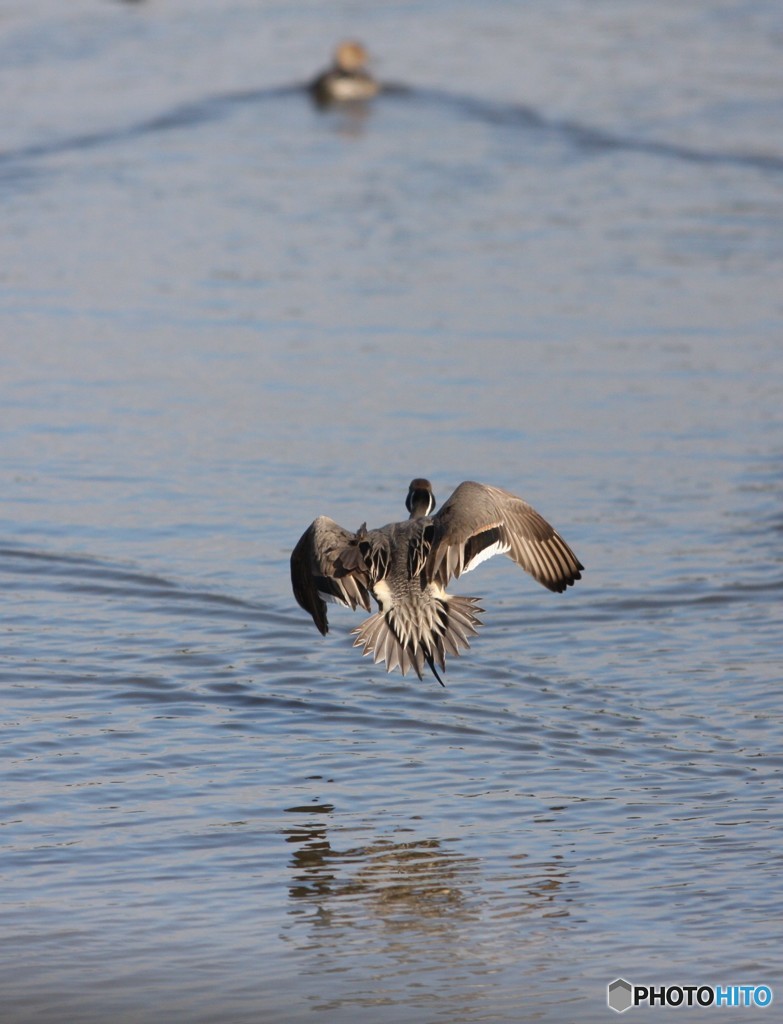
{"left": 425, "top": 481, "right": 583, "bottom": 593}
{"left": 290, "top": 516, "right": 372, "bottom": 635}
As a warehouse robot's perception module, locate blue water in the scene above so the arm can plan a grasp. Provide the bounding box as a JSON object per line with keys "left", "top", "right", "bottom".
{"left": 1, "top": 1, "right": 782, "bottom": 1021}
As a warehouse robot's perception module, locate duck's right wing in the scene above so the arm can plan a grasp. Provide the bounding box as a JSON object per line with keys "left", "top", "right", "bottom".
{"left": 290, "top": 516, "right": 372, "bottom": 635}
{"left": 426, "top": 481, "right": 583, "bottom": 593}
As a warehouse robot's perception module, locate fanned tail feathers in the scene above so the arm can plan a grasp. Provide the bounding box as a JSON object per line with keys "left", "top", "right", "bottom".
{"left": 351, "top": 595, "right": 484, "bottom": 684}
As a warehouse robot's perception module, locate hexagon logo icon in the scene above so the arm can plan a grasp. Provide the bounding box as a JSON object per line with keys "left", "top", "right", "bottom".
{"left": 608, "top": 978, "right": 634, "bottom": 1013}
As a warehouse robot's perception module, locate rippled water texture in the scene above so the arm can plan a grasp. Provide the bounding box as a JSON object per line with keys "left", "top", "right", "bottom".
{"left": 1, "top": 1, "right": 782, "bottom": 1021}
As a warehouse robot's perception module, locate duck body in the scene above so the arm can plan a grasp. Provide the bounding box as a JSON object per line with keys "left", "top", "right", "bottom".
{"left": 339, "top": 516, "right": 485, "bottom": 683}
{"left": 291, "top": 479, "right": 584, "bottom": 684}
{"left": 309, "top": 40, "right": 380, "bottom": 105}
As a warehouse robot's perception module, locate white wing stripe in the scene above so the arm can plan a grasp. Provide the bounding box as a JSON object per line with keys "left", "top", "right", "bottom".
{"left": 462, "top": 538, "right": 511, "bottom": 574}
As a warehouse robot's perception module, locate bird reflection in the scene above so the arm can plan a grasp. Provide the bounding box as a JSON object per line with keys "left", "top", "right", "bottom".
{"left": 312, "top": 99, "right": 374, "bottom": 140}
{"left": 282, "top": 820, "right": 571, "bottom": 934}
{"left": 283, "top": 823, "right": 474, "bottom": 925}
{"left": 284, "top": 822, "right": 337, "bottom": 902}
{"left": 280, "top": 814, "right": 574, "bottom": 1020}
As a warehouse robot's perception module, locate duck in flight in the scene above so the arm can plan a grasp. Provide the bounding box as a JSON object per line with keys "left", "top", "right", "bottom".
{"left": 291, "top": 479, "right": 584, "bottom": 684}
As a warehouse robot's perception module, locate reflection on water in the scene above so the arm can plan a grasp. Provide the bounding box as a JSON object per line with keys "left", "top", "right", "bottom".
{"left": 285, "top": 825, "right": 479, "bottom": 922}
{"left": 282, "top": 813, "right": 575, "bottom": 1021}
{"left": 310, "top": 99, "right": 376, "bottom": 140}
{"left": 284, "top": 819, "right": 570, "bottom": 929}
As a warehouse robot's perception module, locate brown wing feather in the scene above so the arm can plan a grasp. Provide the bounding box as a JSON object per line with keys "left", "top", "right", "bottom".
{"left": 290, "top": 516, "right": 372, "bottom": 635}
{"left": 426, "top": 481, "right": 583, "bottom": 593}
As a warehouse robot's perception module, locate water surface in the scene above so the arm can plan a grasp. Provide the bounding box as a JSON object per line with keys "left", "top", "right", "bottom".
{"left": 1, "top": 1, "right": 782, "bottom": 1021}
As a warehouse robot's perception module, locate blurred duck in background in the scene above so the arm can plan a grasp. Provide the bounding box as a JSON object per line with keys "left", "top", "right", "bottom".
{"left": 309, "top": 40, "right": 380, "bottom": 105}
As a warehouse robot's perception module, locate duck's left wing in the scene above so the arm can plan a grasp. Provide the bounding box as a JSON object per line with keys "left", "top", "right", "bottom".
{"left": 290, "top": 516, "right": 372, "bottom": 635}
{"left": 425, "top": 481, "right": 583, "bottom": 593}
